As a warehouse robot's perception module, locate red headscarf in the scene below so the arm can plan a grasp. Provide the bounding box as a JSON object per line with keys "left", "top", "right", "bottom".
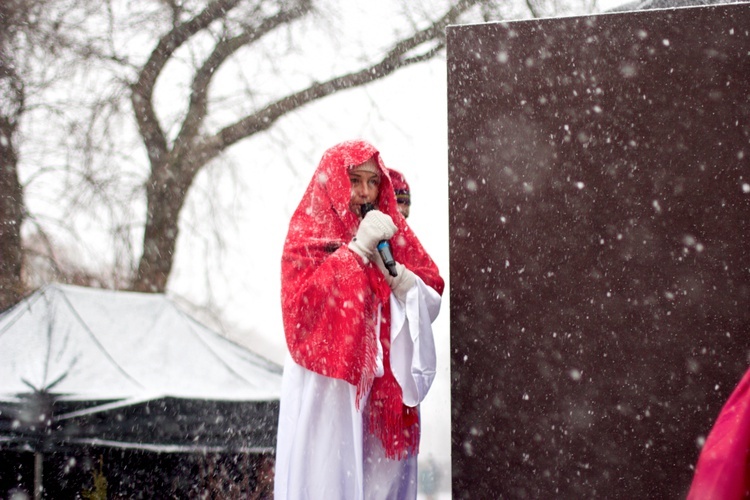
{"left": 281, "top": 139, "right": 444, "bottom": 458}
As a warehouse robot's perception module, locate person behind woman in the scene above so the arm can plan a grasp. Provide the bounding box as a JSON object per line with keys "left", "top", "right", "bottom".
{"left": 274, "top": 139, "right": 444, "bottom": 499}
{"left": 389, "top": 168, "right": 411, "bottom": 219}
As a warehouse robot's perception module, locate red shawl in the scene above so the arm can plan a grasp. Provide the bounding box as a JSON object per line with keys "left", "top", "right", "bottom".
{"left": 687, "top": 367, "right": 750, "bottom": 499}
{"left": 281, "top": 139, "right": 444, "bottom": 459}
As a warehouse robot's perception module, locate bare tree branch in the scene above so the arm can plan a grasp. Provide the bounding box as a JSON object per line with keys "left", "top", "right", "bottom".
{"left": 174, "top": 0, "right": 313, "bottom": 159}
{"left": 525, "top": 0, "right": 543, "bottom": 18}
{"left": 131, "top": 0, "right": 244, "bottom": 166}
{"left": 191, "top": 0, "right": 481, "bottom": 171}
{"left": 130, "top": 0, "right": 487, "bottom": 293}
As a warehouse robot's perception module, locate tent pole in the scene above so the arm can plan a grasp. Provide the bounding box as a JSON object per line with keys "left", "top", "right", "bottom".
{"left": 34, "top": 452, "right": 43, "bottom": 500}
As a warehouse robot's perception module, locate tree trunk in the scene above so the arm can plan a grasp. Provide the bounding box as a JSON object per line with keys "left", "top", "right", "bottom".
{"left": 131, "top": 165, "right": 194, "bottom": 293}
{"left": 0, "top": 117, "right": 25, "bottom": 310}
{"left": 0, "top": 1, "right": 27, "bottom": 310}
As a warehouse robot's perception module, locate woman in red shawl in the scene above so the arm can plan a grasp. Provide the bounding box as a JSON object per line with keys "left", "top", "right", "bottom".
{"left": 274, "top": 140, "right": 444, "bottom": 499}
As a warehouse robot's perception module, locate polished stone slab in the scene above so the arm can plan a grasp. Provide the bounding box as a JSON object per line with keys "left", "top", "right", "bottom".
{"left": 447, "top": 3, "right": 750, "bottom": 497}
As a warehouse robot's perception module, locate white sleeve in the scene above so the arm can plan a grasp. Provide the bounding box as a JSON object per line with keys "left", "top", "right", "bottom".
{"left": 388, "top": 276, "right": 442, "bottom": 407}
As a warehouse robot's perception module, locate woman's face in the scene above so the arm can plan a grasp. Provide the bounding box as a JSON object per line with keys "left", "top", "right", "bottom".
{"left": 348, "top": 161, "right": 381, "bottom": 217}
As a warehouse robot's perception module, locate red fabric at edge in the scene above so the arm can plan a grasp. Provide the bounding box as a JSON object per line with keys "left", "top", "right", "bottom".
{"left": 688, "top": 367, "right": 750, "bottom": 499}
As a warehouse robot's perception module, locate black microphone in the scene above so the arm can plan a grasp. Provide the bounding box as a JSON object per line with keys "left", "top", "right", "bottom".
{"left": 360, "top": 203, "right": 398, "bottom": 277}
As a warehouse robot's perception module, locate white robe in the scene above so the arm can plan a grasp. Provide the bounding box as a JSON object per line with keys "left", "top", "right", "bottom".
{"left": 274, "top": 277, "right": 442, "bottom": 500}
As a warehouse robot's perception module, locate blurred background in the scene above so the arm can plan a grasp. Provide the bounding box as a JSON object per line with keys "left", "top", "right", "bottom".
{"left": 0, "top": 0, "right": 633, "bottom": 496}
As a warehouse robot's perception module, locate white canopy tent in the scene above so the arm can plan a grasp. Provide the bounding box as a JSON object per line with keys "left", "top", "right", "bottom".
{"left": 0, "top": 283, "right": 281, "bottom": 404}
{"left": 0, "top": 284, "right": 283, "bottom": 498}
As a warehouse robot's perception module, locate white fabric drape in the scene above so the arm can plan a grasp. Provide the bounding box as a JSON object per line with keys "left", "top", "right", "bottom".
{"left": 274, "top": 278, "right": 442, "bottom": 500}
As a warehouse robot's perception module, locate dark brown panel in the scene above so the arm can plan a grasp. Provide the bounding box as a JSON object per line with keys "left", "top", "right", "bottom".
{"left": 448, "top": 4, "right": 750, "bottom": 498}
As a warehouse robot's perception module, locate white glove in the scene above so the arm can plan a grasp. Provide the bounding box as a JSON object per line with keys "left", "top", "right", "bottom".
{"left": 375, "top": 259, "right": 416, "bottom": 302}
{"left": 348, "top": 210, "right": 396, "bottom": 263}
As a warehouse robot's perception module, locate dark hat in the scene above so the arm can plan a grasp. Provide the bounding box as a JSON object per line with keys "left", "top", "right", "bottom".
{"left": 389, "top": 169, "right": 411, "bottom": 206}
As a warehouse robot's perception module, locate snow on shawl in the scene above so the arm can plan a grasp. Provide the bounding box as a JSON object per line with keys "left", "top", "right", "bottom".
{"left": 281, "top": 140, "right": 444, "bottom": 458}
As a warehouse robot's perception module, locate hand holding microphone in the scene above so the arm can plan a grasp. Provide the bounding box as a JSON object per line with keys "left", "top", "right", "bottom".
{"left": 360, "top": 203, "right": 398, "bottom": 277}
{"left": 360, "top": 204, "right": 417, "bottom": 298}
{"left": 347, "top": 204, "right": 415, "bottom": 299}
{"left": 348, "top": 205, "right": 397, "bottom": 274}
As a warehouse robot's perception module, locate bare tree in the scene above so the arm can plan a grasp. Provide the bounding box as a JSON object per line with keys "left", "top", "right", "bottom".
{"left": 0, "top": 1, "right": 29, "bottom": 310}
{"left": 126, "top": 0, "right": 492, "bottom": 292}
{"left": 0, "top": 0, "right": 113, "bottom": 309}
{"left": 3, "top": 0, "right": 598, "bottom": 305}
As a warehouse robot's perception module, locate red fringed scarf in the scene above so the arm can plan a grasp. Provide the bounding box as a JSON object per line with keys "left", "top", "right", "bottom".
{"left": 281, "top": 140, "right": 444, "bottom": 459}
